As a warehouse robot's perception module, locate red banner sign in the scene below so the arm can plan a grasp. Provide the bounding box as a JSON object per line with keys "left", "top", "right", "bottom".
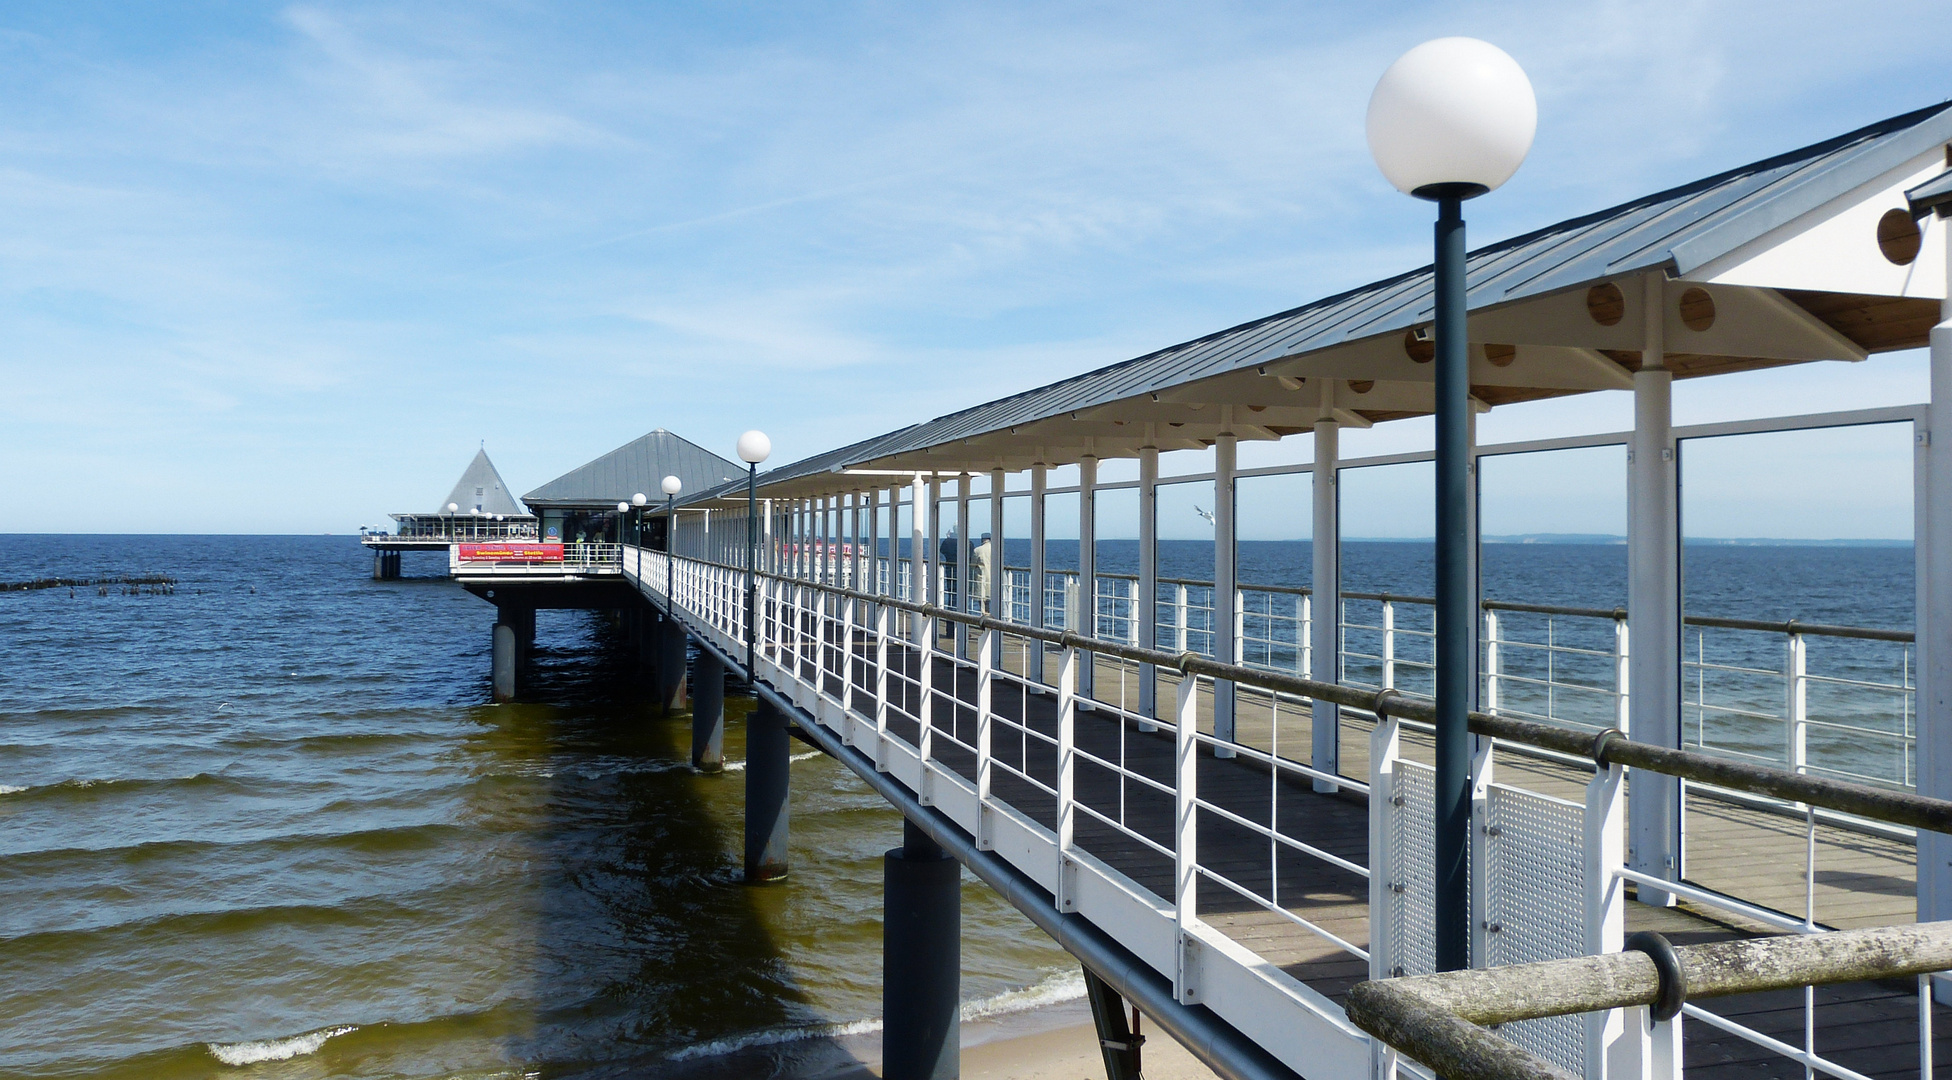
{"left": 458, "top": 543, "right": 563, "bottom": 563}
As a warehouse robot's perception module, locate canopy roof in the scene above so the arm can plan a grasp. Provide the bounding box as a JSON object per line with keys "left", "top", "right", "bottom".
{"left": 681, "top": 101, "right": 1952, "bottom": 505}
{"left": 440, "top": 448, "right": 526, "bottom": 516}
{"left": 524, "top": 428, "right": 745, "bottom": 511}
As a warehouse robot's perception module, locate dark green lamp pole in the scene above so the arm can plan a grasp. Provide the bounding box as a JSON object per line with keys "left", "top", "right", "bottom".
{"left": 1367, "top": 36, "right": 1535, "bottom": 973}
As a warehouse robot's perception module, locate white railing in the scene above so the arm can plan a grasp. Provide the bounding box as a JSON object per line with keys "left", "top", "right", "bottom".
{"left": 631, "top": 546, "right": 1376, "bottom": 1077}
{"left": 631, "top": 546, "right": 1940, "bottom": 1080}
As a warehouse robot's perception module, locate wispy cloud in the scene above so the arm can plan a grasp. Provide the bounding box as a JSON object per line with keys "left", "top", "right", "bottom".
{"left": 0, "top": 0, "right": 1947, "bottom": 531}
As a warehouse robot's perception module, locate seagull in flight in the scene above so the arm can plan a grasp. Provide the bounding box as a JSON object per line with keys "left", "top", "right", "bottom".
{"left": 1193, "top": 505, "right": 1216, "bottom": 525}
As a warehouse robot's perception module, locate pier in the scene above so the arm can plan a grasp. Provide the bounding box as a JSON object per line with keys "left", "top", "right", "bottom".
{"left": 388, "top": 102, "right": 1952, "bottom": 1080}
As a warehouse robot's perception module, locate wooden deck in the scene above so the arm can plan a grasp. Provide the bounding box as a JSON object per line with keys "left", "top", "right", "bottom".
{"left": 779, "top": 623, "right": 1947, "bottom": 1079}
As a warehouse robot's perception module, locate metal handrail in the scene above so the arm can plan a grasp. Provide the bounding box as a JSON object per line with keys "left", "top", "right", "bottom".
{"left": 1345, "top": 922, "right": 1952, "bottom": 1080}
{"left": 678, "top": 551, "right": 1952, "bottom": 835}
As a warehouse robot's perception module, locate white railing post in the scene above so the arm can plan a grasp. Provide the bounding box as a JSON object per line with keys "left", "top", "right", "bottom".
{"left": 1788, "top": 628, "right": 1809, "bottom": 774}
{"left": 1175, "top": 583, "right": 1189, "bottom": 653}
{"left": 1615, "top": 616, "right": 1632, "bottom": 736}
{"left": 1484, "top": 608, "right": 1502, "bottom": 714}
{"left": 840, "top": 588, "right": 856, "bottom": 736}
{"left": 976, "top": 626, "right": 996, "bottom": 850}
{"left": 1233, "top": 589, "right": 1245, "bottom": 664}
{"left": 1056, "top": 644, "right": 1079, "bottom": 913}
{"left": 874, "top": 601, "right": 890, "bottom": 771}
{"left": 1300, "top": 594, "right": 1312, "bottom": 677}
{"left": 1174, "top": 668, "right": 1202, "bottom": 1005}
{"left": 1382, "top": 598, "right": 1397, "bottom": 689}
{"left": 918, "top": 608, "right": 937, "bottom": 805}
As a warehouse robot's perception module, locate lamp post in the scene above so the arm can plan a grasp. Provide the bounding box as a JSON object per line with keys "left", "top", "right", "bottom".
{"left": 632, "top": 492, "right": 648, "bottom": 548}
{"left": 737, "top": 430, "right": 772, "bottom": 679}
{"left": 616, "top": 502, "right": 630, "bottom": 548}
{"left": 661, "top": 475, "right": 682, "bottom": 604}
{"left": 446, "top": 502, "right": 458, "bottom": 542}
{"left": 1366, "top": 37, "right": 1535, "bottom": 974}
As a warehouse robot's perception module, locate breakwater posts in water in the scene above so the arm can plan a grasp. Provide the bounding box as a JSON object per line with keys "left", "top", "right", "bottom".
{"left": 3, "top": 574, "right": 177, "bottom": 594}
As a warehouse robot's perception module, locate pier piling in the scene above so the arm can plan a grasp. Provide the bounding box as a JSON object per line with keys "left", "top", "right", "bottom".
{"left": 743, "top": 697, "right": 791, "bottom": 883}
{"left": 658, "top": 615, "right": 688, "bottom": 714}
{"left": 492, "top": 620, "right": 516, "bottom": 702}
{"left": 691, "top": 646, "right": 725, "bottom": 772}
{"left": 883, "top": 818, "right": 960, "bottom": 1080}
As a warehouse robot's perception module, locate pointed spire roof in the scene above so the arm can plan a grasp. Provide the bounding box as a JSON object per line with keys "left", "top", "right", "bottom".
{"left": 441, "top": 448, "right": 524, "bottom": 516}
{"left": 522, "top": 429, "right": 745, "bottom": 510}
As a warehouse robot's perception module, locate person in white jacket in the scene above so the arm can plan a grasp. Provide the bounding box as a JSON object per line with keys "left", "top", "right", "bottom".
{"left": 971, "top": 533, "right": 993, "bottom": 613}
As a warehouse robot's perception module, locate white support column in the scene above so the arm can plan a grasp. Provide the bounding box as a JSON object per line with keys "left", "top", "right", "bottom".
{"left": 1921, "top": 210, "right": 1952, "bottom": 940}
{"left": 989, "top": 469, "right": 1005, "bottom": 651}
{"left": 1213, "top": 428, "right": 1237, "bottom": 758}
{"left": 1078, "top": 456, "right": 1098, "bottom": 699}
{"left": 1140, "top": 439, "right": 1160, "bottom": 722}
{"left": 927, "top": 477, "right": 942, "bottom": 606}
{"left": 868, "top": 489, "right": 882, "bottom": 596}
{"left": 1312, "top": 420, "right": 1342, "bottom": 792}
{"left": 763, "top": 499, "right": 775, "bottom": 574}
{"left": 956, "top": 477, "right": 972, "bottom": 657}
{"left": 911, "top": 474, "right": 927, "bottom": 645}
{"left": 1628, "top": 271, "right": 1682, "bottom": 907}
{"left": 1031, "top": 463, "right": 1048, "bottom": 685}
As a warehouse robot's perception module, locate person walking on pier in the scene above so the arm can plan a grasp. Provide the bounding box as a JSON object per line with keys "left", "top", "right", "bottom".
{"left": 971, "top": 532, "right": 992, "bottom": 614}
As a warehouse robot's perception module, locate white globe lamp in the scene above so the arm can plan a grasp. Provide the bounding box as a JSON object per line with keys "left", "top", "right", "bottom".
{"left": 1365, "top": 37, "right": 1536, "bottom": 200}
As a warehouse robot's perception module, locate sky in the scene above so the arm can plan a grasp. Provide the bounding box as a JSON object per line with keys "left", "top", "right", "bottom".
{"left": 1, "top": 1, "right": 1948, "bottom": 536}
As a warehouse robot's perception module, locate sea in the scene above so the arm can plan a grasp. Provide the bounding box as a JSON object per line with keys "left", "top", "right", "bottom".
{"left": 0, "top": 534, "right": 1918, "bottom": 1078}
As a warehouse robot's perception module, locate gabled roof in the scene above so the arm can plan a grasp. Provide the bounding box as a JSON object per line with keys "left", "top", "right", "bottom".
{"left": 441, "top": 449, "right": 525, "bottom": 516}
{"left": 836, "top": 101, "right": 1952, "bottom": 469}
{"left": 524, "top": 429, "right": 746, "bottom": 510}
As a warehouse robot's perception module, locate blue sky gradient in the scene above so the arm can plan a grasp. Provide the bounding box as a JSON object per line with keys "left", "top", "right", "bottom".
{"left": 1, "top": 2, "right": 1947, "bottom": 534}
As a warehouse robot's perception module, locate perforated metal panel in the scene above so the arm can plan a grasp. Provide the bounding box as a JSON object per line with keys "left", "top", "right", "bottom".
{"left": 1387, "top": 761, "right": 1436, "bottom": 979}
{"left": 1486, "top": 784, "right": 1588, "bottom": 1077}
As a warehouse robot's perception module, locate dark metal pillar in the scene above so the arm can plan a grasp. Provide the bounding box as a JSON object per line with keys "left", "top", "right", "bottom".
{"left": 658, "top": 615, "right": 688, "bottom": 715}
{"left": 492, "top": 613, "right": 516, "bottom": 703}
{"left": 512, "top": 606, "right": 535, "bottom": 675}
{"left": 1083, "top": 965, "right": 1143, "bottom": 1080}
{"left": 744, "top": 697, "right": 790, "bottom": 882}
{"left": 692, "top": 646, "right": 725, "bottom": 772}
{"left": 634, "top": 606, "right": 659, "bottom": 686}
{"left": 884, "top": 818, "right": 959, "bottom": 1080}
{"left": 1432, "top": 190, "right": 1472, "bottom": 972}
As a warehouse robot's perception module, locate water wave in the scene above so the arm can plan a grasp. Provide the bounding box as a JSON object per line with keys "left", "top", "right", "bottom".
{"left": 721, "top": 751, "right": 822, "bottom": 773}
{"left": 665, "top": 1016, "right": 882, "bottom": 1061}
{"left": 666, "top": 968, "right": 1086, "bottom": 1063}
{"left": 961, "top": 967, "right": 1087, "bottom": 1020}
{"left": 0, "top": 819, "right": 467, "bottom": 871}
{"left": 207, "top": 1023, "right": 355, "bottom": 1065}
{"left": 0, "top": 773, "right": 260, "bottom": 804}
{"left": 2, "top": 896, "right": 417, "bottom": 954}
